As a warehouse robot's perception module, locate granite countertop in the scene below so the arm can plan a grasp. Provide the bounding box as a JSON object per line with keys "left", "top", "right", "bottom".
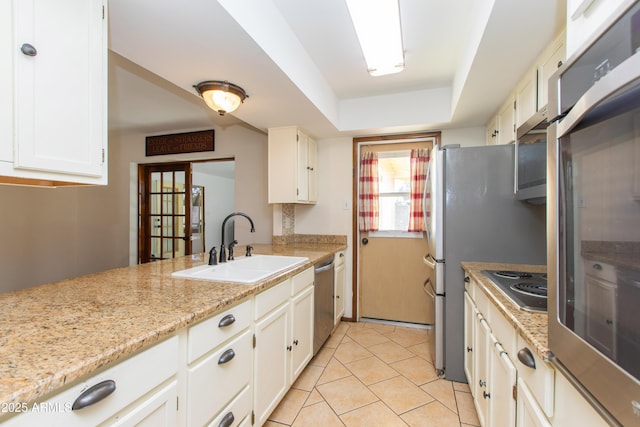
{"left": 0, "top": 242, "right": 346, "bottom": 414}
{"left": 461, "top": 261, "right": 549, "bottom": 360}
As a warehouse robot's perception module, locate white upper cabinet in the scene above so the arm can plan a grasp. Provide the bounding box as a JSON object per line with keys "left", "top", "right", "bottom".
{"left": 0, "top": 0, "right": 108, "bottom": 186}
{"left": 566, "top": 0, "right": 628, "bottom": 59}
{"left": 516, "top": 69, "right": 538, "bottom": 129}
{"left": 268, "top": 126, "right": 317, "bottom": 204}
{"left": 496, "top": 96, "right": 516, "bottom": 145}
{"left": 538, "top": 34, "right": 565, "bottom": 111}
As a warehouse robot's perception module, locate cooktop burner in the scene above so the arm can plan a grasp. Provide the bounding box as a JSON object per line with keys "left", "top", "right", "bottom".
{"left": 495, "top": 271, "right": 533, "bottom": 279}
{"left": 481, "top": 270, "right": 547, "bottom": 312}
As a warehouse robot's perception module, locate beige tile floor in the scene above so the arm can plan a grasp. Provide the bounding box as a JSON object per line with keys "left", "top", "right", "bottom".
{"left": 265, "top": 321, "right": 480, "bottom": 427}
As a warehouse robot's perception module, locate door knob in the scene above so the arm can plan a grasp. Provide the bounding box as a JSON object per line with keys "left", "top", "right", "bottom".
{"left": 362, "top": 237, "right": 368, "bottom": 245}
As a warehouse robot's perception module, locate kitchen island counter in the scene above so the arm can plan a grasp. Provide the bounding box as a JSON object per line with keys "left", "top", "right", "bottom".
{"left": 462, "top": 261, "right": 549, "bottom": 359}
{"left": 0, "top": 242, "right": 345, "bottom": 415}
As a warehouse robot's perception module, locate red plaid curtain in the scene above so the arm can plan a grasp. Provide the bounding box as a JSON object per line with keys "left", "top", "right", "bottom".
{"left": 358, "top": 151, "right": 379, "bottom": 232}
{"left": 408, "top": 148, "right": 430, "bottom": 232}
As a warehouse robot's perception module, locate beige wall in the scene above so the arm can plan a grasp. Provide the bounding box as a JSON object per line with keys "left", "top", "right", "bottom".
{"left": 0, "top": 123, "right": 270, "bottom": 293}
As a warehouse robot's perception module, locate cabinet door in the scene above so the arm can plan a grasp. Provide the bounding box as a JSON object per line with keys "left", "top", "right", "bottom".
{"left": 306, "top": 136, "right": 317, "bottom": 203}
{"left": 13, "top": 0, "right": 106, "bottom": 180}
{"left": 290, "top": 285, "right": 314, "bottom": 382}
{"left": 538, "top": 40, "right": 564, "bottom": 109}
{"left": 486, "top": 115, "right": 499, "bottom": 145}
{"left": 585, "top": 276, "right": 617, "bottom": 358}
{"left": 497, "top": 97, "right": 516, "bottom": 145}
{"left": 334, "top": 257, "right": 346, "bottom": 325}
{"left": 254, "top": 303, "right": 289, "bottom": 426}
{"left": 516, "top": 70, "right": 538, "bottom": 128}
{"left": 296, "top": 131, "right": 309, "bottom": 202}
{"left": 474, "top": 314, "right": 491, "bottom": 426}
{"left": 109, "top": 381, "right": 178, "bottom": 427}
{"left": 489, "top": 341, "right": 517, "bottom": 427}
{"left": 516, "top": 381, "right": 552, "bottom": 427}
{"left": 463, "top": 291, "right": 475, "bottom": 395}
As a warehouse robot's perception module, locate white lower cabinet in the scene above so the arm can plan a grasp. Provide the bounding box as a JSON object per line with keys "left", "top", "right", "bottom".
{"left": 2, "top": 265, "right": 320, "bottom": 427}
{"left": 334, "top": 251, "right": 346, "bottom": 326}
{"left": 186, "top": 299, "right": 253, "bottom": 427}
{"left": 2, "top": 336, "right": 179, "bottom": 427}
{"left": 464, "top": 269, "right": 611, "bottom": 427}
{"left": 253, "top": 267, "right": 314, "bottom": 426}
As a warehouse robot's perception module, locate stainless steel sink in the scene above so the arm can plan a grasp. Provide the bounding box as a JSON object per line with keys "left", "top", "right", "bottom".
{"left": 171, "top": 254, "right": 309, "bottom": 284}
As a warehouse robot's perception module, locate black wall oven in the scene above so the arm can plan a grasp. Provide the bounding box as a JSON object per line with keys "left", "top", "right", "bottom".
{"left": 547, "top": 1, "right": 640, "bottom": 425}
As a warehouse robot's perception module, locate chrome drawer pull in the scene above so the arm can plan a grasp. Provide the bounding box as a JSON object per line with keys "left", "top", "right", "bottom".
{"left": 72, "top": 380, "right": 116, "bottom": 410}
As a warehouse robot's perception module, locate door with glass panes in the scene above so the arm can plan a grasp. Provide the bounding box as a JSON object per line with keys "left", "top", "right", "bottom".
{"left": 139, "top": 163, "right": 192, "bottom": 263}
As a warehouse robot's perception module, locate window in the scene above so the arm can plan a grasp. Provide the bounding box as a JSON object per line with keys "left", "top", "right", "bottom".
{"left": 377, "top": 150, "right": 411, "bottom": 231}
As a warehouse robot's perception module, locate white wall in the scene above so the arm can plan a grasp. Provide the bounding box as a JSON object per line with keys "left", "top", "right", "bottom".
{"left": 192, "top": 166, "right": 235, "bottom": 254}
{"left": 441, "top": 126, "right": 485, "bottom": 148}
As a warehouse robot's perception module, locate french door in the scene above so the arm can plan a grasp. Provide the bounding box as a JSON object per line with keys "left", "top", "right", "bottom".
{"left": 139, "top": 162, "right": 192, "bottom": 263}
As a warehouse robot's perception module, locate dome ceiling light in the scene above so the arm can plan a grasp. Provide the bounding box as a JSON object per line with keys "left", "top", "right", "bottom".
{"left": 193, "top": 80, "right": 248, "bottom": 115}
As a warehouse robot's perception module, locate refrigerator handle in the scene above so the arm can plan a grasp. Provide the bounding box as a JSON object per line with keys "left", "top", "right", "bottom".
{"left": 423, "top": 253, "right": 436, "bottom": 270}
{"left": 423, "top": 278, "right": 436, "bottom": 300}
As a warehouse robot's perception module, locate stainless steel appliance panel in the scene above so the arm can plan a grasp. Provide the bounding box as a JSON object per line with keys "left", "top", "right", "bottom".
{"left": 313, "top": 258, "right": 334, "bottom": 355}
{"left": 547, "top": 2, "right": 640, "bottom": 424}
{"left": 426, "top": 144, "right": 546, "bottom": 383}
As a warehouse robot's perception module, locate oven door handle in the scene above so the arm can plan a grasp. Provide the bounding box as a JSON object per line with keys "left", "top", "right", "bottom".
{"left": 557, "top": 53, "right": 640, "bottom": 138}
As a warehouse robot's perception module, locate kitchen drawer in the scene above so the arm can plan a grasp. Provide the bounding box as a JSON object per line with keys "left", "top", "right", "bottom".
{"left": 255, "top": 279, "right": 290, "bottom": 320}
{"left": 584, "top": 259, "right": 616, "bottom": 283}
{"left": 292, "top": 267, "right": 314, "bottom": 295}
{"left": 187, "top": 330, "right": 252, "bottom": 427}
{"left": 188, "top": 299, "right": 252, "bottom": 363}
{"left": 516, "top": 334, "right": 555, "bottom": 417}
{"left": 206, "top": 384, "right": 252, "bottom": 427}
{"left": 2, "top": 336, "right": 179, "bottom": 427}
{"left": 488, "top": 302, "right": 516, "bottom": 356}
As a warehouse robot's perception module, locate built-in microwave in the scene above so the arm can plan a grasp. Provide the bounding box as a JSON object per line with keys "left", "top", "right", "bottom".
{"left": 515, "top": 108, "right": 548, "bottom": 204}
{"left": 547, "top": 1, "right": 640, "bottom": 425}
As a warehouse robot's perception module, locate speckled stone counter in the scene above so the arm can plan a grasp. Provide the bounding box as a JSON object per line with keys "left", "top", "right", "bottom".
{"left": 0, "top": 242, "right": 345, "bottom": 416}
{"left": 461, "top": 261, "right": 549, "bottom": 360}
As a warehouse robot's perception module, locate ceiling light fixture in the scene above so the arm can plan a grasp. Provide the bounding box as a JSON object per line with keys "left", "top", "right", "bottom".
{"left": 345, "top": 0, "right": 405, "bottom": 76}
{"left": 193, "top": 80, "right": 248, "bottom": 115}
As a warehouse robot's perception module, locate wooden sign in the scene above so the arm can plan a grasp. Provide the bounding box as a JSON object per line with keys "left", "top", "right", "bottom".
{"left": 145, "top": 130, "right": 214, "bottom": 156}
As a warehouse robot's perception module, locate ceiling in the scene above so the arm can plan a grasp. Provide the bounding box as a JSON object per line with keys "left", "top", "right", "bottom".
{"left": 108, "top": 0, "right": 566, "bottom": 140}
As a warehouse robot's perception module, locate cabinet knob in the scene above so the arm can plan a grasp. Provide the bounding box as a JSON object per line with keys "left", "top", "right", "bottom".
{"left": 606, "top": 319, "right": 613, "bottom": 325}
{"left": 479, "top": 379, "right": 486, "bottom": 388}
{"left": 483, "top": 391, "right": 491, "bottom": 400}
{"left": 286, "top": 345, "right": 292, "bottom": 351}
{"left": 466, "top": 346, "right": 473, "bottom": 353}
{"left": 464, "top": 277, "right": 470, "bottom": 283}
{"left": 20, "top": 43, "right": 37, "bottom": 56}
{"left": 293, "top": 339, "right": 299, "bottom": 346}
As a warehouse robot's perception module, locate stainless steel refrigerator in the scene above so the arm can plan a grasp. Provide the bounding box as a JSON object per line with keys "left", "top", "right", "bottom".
{"left": 424, "top": 144, "right": 546, "bottom": 383}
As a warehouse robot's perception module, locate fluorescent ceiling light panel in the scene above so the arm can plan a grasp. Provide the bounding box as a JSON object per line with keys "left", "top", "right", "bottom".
{"left": 345, "top": 0, "right": 405, "bottom": 76}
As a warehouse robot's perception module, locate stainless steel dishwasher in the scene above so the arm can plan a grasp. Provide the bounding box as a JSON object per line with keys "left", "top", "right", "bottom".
{"left": 313, "top": 257, "right": 335, "bottom": 355}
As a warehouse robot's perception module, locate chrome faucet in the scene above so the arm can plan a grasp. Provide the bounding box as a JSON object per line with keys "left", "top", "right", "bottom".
{"left": 218, "top": 212, "right": 255, "bottom": 263}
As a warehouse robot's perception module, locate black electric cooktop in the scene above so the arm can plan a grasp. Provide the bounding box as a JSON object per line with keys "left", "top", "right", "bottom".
{"left": 481, "top": 270, "right": 547, "bottom": 313}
